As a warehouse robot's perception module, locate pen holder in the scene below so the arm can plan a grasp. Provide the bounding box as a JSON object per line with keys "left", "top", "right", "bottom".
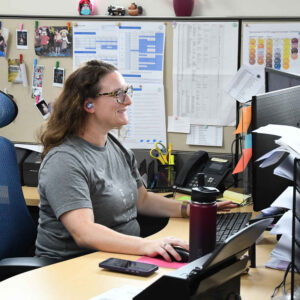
{"left": 157, "top": 164, "right": 176, "bottom": 188}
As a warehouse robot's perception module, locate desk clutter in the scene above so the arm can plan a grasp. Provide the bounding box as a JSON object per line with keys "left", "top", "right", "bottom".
{"left": 15, "top": 147, "right": 41, "bottom": 186}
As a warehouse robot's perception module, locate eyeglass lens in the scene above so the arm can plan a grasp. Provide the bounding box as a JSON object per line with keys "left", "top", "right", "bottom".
{"left": 117, "top": 86, "right": 133, "bottom": 103}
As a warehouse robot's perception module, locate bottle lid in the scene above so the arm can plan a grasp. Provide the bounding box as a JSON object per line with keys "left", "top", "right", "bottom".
{"left": 191, "top": 186, "right": 220, "bottom": 203}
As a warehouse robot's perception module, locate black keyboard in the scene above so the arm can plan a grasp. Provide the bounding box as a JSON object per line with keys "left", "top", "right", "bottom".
{"left": 149, "top": 187, "right": 174, "bottom": 193}
{"left": 216, "top": 212, "right": 252, "bottom": 243}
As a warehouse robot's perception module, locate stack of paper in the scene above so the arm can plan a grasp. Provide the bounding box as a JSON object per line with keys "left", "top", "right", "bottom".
{"left": 218, "top": 190, "right": 251, "bottom": 206}
{"left": 253, "top": 124, "right": 300, "bottom": 271}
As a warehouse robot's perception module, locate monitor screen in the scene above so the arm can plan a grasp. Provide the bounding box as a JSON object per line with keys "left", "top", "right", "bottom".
{"left": 265, "top": 67, "right": 300, "bottom": 92}
{"left": 251, "top": 84, "right": 300, "bottom": 211}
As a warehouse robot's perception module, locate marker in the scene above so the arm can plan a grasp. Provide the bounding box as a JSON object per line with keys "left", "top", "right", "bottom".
{"left": 168, "top": 143, "right": 172, "bottom": 164}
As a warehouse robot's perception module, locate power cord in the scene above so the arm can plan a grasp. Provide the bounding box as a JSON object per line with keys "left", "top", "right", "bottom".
{"left": 271, "top": 262, "right": 292, "bottom": 298}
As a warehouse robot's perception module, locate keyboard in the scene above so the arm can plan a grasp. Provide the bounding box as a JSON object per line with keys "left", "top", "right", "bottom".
{"left": 216, "top": 212, "right": 252, "bottom": 243}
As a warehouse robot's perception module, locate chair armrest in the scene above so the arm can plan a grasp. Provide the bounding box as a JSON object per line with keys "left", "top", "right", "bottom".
{"left": 0, "top": 257, "right": 58, "bottom": 280}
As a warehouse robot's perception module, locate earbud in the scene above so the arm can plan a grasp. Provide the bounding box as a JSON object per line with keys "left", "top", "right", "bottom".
{"left": 86, "top": 102, "right": 94, "bottom": 109}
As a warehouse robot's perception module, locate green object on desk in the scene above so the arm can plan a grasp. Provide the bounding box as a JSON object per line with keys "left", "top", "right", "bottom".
{"left": 177, "top": 195, "right": 191, "bottom": 202}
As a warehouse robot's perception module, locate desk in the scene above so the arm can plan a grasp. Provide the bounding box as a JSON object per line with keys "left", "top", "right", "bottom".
{"left": 0, "top": 188, "right": 284, "bottom": 299}
{"left": 22, "top": 186, "right": 40, "bottom": 207}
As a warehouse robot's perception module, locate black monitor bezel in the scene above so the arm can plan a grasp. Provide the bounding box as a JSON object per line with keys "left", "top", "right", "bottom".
{"left": 265, "top": 67, "right": 300, "bottom": 93}
{"left": 251, "top": 84, "right": 300, "bottom": 211}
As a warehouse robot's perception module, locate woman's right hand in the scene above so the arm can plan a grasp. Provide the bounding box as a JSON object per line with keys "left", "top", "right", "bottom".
{"left": 142, "top": 236, "right": 189, "bottom": 262}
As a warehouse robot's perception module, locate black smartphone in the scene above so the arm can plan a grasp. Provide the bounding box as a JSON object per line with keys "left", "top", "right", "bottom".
{"left": 99, "top": 258, "right": 158, "bottom": 277}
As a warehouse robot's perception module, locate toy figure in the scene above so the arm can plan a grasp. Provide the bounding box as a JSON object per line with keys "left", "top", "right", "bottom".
{"left": 78, "top": 0, "right": 94, "bottom": 15}
{"left": 107, "top": 5, "right": 126, "bottom": 16}
{"left": 128, "top": 3, "right": 143, "bottom": 16}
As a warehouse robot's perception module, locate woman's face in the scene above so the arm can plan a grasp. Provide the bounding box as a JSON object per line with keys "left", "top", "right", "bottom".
{"left": 90, "top": 71, "right": 132, "bottom": 131}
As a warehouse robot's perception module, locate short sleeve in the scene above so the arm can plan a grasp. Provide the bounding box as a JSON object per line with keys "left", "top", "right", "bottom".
{"left": 38, "top": 151, "right": 93, "bottom": 219}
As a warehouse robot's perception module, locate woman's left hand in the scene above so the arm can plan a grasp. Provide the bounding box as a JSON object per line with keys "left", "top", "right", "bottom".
{"left": 216, "top": 200, "right": 237, "bottom": 212}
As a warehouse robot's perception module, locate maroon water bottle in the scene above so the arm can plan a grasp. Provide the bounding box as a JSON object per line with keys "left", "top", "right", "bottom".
{"left": 189, "top": 185, "right": 219, "bottom": 262}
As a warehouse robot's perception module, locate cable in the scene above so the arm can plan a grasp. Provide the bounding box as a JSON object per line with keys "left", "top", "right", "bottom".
{"left": 283, "top": 262, "right": 292, "bottom": 296}
{"left": 271, "top": 262, "right": 292, "bottom": 298}
{"left": 271, "top": 279, "right": 284, "bottom": 298}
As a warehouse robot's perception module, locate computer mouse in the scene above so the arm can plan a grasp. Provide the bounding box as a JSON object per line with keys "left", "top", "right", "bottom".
{"left": 171, "top": 246, "right": 189, "bottom": 263}
{"left": 155, "top": 246, "right": 189, "bottom": 263}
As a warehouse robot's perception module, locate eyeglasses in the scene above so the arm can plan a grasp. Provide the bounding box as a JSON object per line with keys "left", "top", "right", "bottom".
{"left": 98, "top": 85, "right": 133, "bottom": 104}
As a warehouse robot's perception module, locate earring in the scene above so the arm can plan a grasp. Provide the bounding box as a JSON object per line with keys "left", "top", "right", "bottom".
{"left": 86, "top": 102, "right": 93, "bottom": 109}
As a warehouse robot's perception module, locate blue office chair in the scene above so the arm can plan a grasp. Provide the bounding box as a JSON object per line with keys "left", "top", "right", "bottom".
{"left": 0, "top": 91, "right": 55, "bottom": 281}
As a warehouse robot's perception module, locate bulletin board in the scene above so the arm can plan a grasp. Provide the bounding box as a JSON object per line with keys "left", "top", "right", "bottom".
{"left": 0, "top": 15, "right": 240, "bottom": 154}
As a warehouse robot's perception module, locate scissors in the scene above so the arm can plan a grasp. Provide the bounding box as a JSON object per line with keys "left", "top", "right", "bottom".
{"left": 150, "top": 142, "right": 168, "bottom": 165}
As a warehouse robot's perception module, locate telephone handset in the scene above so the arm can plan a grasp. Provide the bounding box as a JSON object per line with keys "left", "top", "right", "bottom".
{"left": 173, "top": 150, "right": 232, "bottom": 195}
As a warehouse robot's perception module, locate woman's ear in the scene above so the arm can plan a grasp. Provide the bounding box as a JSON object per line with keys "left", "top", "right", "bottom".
{"left": 83, "top": 99, "right": 94, "bottom": 112}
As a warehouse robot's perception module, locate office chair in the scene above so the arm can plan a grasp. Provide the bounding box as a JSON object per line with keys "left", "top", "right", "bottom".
{"left": 0, "top": 91, "right": 56, "bottom": 281}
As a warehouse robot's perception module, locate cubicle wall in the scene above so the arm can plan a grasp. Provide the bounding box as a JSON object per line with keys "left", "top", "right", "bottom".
{"left": 1, "top": 16, "right": 300, "bottom": 154}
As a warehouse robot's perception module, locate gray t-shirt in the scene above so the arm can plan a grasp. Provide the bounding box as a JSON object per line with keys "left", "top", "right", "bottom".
{"left": 35, "top": 134, "right": 143, "bottom": 260}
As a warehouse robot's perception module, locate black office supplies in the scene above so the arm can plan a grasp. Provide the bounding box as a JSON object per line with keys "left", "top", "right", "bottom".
{"left": 173, "top": 151, "right": 232, "bottom": 195}
{"left": 216, "top": 212, "right": 252, "bottom": 243}
{"left": 134, "top": 218, "right": 273, "bottom": 300}
{"left": 23, "top": 151, "right": 42, "bottom": 187}
{"left": 99, "top": 258, "right": 158, "bottom": 277}
{"left": 155, "top": 246, "right": 189, "bottom": 263}
{"left": 138, "top": 159, "right": 147, "bottom": 187}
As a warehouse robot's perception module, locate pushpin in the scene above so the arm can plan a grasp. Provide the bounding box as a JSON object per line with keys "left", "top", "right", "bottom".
{"left": 56, "top": 61, "right": 59, "bottom": 69}
{"left": 35, "top": 21, "right": 38, "bottom": 30}
{"left": 34, "top": 58, "right": 37, "bottom": 68}
{"left": 19, "top": 54, "right": 23, "bottom": 64}
{"left": 0, "top": 21, "right": 2, "bottom": 30}
{"left": 19, "top": 23, "right": 23, "bottom": 31}
{"left": 67, "top": 22, "right": 70, "bottom": 31}
{"left": 36, "top": 95, "right": 40, "bottom": 104}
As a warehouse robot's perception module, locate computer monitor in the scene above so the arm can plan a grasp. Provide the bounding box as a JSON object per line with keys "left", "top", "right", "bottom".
{"left": 251, "top": 85, "right": 300, "bottom": 211}
{"left": 265, "top": 67, "right": 300, "bottom": 92}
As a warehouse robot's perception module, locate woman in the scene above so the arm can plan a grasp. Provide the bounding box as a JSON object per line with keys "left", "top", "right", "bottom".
{"left": 36, "top": 60, "right": 235, "bottom": 262}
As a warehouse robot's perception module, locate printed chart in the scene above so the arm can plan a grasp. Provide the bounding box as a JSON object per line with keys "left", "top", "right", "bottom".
{"left": 243, "top": 23, "right": 300, "bottom": 73}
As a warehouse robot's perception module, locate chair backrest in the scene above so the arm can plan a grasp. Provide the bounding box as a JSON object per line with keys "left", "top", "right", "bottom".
{"left": 0, "top": 91, "right": 18, "bottom": 128}
{"left": 0, "top": 90, "right": 36, "bottom": 259}
{"left": 0, "top": 137, "right": 36, "bottom": 259}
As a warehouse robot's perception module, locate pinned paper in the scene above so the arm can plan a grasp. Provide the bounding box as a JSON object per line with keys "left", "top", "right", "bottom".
{"left": 31, "top": 64, "right": 45, "bottom": 99}
{"left": 167, "top": 116, "right": 190, "bottom": 133}
{"left": 19, "top": 56, "right": 28, "bottom": 87}
{"left": 0, "top": 27, "right": 9, "bottom": 57}
{"left": 8, "top": 59, "right": 23, "bottom": 84}
{"left": 234, "top": 105, "right": 251, "bottom": 134}
{"left": 232, "top": 148, "right": 252, "bottom": 174}
{"left": 16, "top": 29, "right": 28, "bottom": 50}
{"left": 53, "top": 67, "right": 64, "bottom": 87}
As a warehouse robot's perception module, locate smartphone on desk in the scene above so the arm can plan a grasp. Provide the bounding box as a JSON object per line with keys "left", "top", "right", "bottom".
{"left": 99, "top": 258, "right": 158, "bottom": 277}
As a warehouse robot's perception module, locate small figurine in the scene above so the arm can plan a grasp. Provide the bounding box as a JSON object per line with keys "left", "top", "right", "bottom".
{"left": 107, "top": 5, "right": 126, "bottom": 16}
{"left": 128, "top": 3, "right": 143, "bottom": 16}
{"left": 78, "top": 0, "right": 94, "bottom": 15}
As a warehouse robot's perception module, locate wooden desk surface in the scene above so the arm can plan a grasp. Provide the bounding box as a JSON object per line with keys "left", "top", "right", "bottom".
{"left": 22, "top": 186, "right": 40, "bottom": 207}
{"left": 2, "top": 187, "right": 284, "bottom": 299}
